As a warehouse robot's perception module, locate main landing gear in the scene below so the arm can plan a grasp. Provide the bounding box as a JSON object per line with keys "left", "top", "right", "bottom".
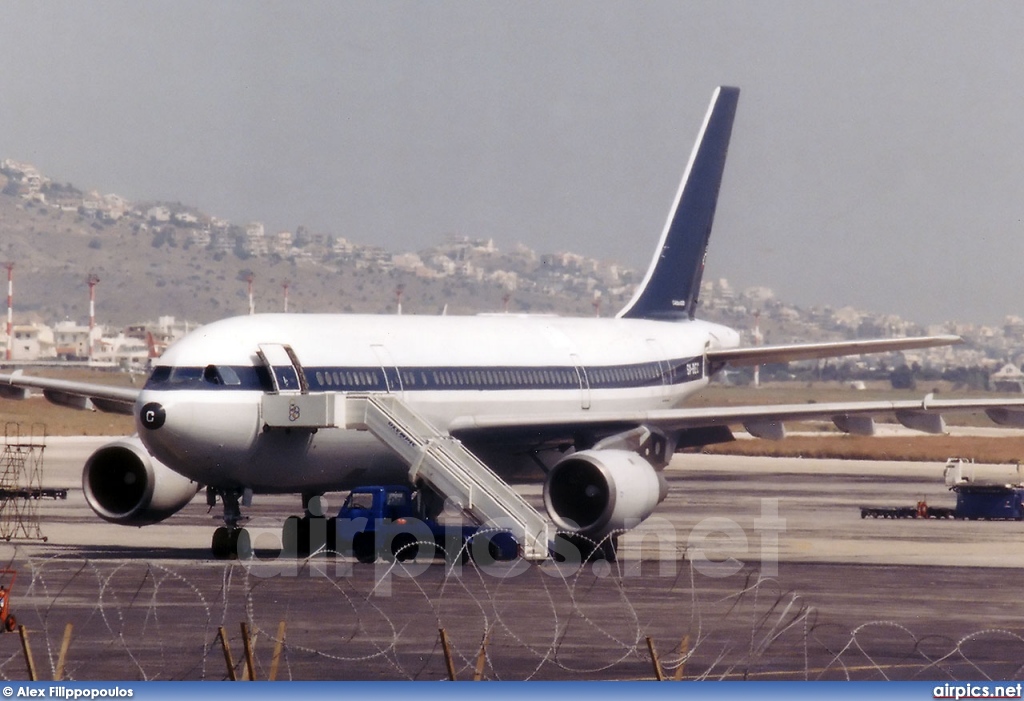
{"left": 281, "top": 493, "right": 335, "bottom": 558}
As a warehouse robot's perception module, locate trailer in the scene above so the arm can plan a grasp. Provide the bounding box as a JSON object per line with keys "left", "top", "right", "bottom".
{"left": 860, "top": 502, "right": 956, "bottom": 519}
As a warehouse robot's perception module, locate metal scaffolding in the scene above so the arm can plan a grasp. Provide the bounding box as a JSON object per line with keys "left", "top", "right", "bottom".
{"left": 0, "top": 423, "right": 65, "bottom": 542}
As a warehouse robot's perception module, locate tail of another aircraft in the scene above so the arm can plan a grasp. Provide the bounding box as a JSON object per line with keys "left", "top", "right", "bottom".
{"left": 617, "top": 86, "right": 740, "bottom": 321}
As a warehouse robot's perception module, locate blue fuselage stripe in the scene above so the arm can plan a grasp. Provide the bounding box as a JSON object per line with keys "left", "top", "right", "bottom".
{"left": 144, "top": 356, "right": 706, "bottom": 393}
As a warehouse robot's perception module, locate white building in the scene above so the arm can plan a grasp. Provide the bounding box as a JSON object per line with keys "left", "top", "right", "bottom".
{"left": 8, "top": 323, "right": 55, "bottom": 361}
{"left": 991, "top": 364, "right": 1024, "bottom": 393}
{"left": 53, "top": 321, "right": 103, "bottom": 360}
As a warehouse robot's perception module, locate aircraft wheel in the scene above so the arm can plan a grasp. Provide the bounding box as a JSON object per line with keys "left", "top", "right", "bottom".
{"left": 284, "top": 516, "right": 313, "bottom": 557}
{"left": 390, "top": 533, "right": 418, "bottom": 562}
{"left": 211, "top": 527, "right": 231, "bottom": 559}
{"left": 325, "top": 517, "right": 338, "bottom": 555}
{"left": 353, "top": 532, "right": 376, "bottom": 563}
{"left": 231, "top": 528, "right": 253, "bottom": 560}
{"left": 281, "top": 516, "right": 299, "bottom": 557}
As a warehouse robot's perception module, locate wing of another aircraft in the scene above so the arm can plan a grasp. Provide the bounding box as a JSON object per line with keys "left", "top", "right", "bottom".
{"left": 0, "top": 371, "right": 139, "bottom": 415}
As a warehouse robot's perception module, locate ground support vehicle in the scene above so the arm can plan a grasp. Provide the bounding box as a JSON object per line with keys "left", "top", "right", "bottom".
{"left": 326, "top": 485, "right": 519, "bottom": 564}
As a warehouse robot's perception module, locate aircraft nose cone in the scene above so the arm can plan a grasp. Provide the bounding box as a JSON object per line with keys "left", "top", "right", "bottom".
{"left": 140, "top": 402, "right": 166, "bottom": 430}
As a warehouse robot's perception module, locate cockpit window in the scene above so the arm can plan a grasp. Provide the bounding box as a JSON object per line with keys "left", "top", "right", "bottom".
{"left": 203, "top": 365, "right": 242, "bottom": 386}
{"left": 148, "top": 366, "right": 172, "bottom": 385}
{"left": 165, "top": 367, "right": 204, "bottom": 386}
{"left": 145, "top": 365, "right": 270, "bottom": 391}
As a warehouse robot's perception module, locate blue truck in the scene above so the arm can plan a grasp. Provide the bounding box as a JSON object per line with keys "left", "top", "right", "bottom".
{"left": 334, "top": 485, "right": 519, "bottom": 564}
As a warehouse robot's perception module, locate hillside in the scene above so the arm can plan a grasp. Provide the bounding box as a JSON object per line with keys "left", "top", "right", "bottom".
{"left": 0, "top": 185, "right": 635, "bottom": 326}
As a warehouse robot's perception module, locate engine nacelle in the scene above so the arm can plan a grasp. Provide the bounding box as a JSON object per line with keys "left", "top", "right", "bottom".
{"left": 543, "top": 449, "right": 668, "bottom": 538}
{"left": 83, "top": 436, "right": 202, "bottom": 526}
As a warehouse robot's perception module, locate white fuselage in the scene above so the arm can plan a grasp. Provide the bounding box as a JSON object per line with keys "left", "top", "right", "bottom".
{"left": 135, "top": 313, "right": 740, "bottom": 493}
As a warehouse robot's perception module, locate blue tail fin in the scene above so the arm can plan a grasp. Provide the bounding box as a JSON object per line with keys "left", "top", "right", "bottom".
{"left": 617, "top": 86, "right": 739, "bottom": 321}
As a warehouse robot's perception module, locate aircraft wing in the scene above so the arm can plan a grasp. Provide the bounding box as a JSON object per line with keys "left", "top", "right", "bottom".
{"left": 0, "top": 372, "right": 140, "bottom": 415}
{"left": 706, "top": 335, "right": 962, "bottom": 368}
{"left": 448, "top": 394, "right": 1024, "bottom": 445}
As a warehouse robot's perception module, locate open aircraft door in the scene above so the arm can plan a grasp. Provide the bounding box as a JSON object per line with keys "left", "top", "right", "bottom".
{"left": 646, "top": 338, "right": 672, "bottom": 404}
{"left": 570, "top": 353, "right": 591, "bottom": 410}
{"left": 257, "top": 343, "right": 307, "bottom": 394}
{"left": 370, "top": 344, "right": 404, "bottom": 398}
{"left": 257, "top": 343, "right": 336, "bottom": 429}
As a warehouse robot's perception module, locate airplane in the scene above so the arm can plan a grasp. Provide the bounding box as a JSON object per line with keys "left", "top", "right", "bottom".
{"left": 4, "top": 85, "right": 1024, "bottom": 562}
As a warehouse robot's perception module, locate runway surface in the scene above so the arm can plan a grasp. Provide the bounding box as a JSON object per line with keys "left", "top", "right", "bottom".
{"left": 0, "top": 436, "right": 1023, "bottom": 681}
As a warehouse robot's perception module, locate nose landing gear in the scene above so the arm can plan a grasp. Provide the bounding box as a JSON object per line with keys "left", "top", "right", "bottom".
{"left": 208, "top": 487, "right": 253, "bottom": 560}
{"left": 206, "top": 488, "right": 335, "bottom": 560}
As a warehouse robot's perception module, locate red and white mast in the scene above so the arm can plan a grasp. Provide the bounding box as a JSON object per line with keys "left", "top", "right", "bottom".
{"left": 4, "top": 263, "right": 12, "bottom": 361}
{"left": 87, "top": 273, "right": 100, "bottom": 362}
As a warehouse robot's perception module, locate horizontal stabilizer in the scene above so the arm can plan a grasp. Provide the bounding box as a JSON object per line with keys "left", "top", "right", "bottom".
{"left": 706, "top": 335, "right": 962, "bottom": 368}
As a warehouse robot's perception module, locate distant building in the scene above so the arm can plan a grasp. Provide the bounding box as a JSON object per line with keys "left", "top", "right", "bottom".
{"left": 189, "top": 229, "right": 212, "bottom": 248}
{"left": 991, "top": 364, "right": 1024, "bottom": 393}
{"left": 391, "top": 253, "right": 423, "bottom": 272}
{"left": 243, "top": 223, "right": 268, "bottom": 257}
{"left": 53, "top": 321, "right": 102, "bottom": 360}
{"left": 9, "top": 323, "right": 55, "bottom": 361}
{"left": 147, "top": 206, "right": 171, "bottom": 223}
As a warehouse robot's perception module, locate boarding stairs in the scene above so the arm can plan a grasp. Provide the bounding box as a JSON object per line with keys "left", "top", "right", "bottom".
{"left": 256, "top": 343, "right": 552, "bottom": 560}
{"left": 343, "top": 393, "right": 552, "bottom": 561}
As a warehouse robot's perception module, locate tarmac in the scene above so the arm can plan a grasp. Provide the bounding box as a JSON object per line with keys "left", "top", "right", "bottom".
{"left": 0, "top": 436, "right": 1023, "bottom": 681}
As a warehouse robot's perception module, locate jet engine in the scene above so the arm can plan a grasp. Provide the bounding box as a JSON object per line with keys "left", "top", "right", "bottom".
{"left": 543, "top": 449, "right": 668, "bottom": 538}
{"left": 83, "top": 436, "right": 202, "bottom": 526}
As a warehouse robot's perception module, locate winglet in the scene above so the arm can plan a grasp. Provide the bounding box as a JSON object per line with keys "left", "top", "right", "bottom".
{"left": 618, "top": 86, "right": 740, "bottom": 321}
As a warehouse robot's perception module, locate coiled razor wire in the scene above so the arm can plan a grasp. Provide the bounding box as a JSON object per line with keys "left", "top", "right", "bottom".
{"left": 0, "top": 544, "right": 1020, "bottom": 681}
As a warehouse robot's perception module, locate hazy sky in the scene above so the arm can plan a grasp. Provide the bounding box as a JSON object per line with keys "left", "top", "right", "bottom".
{"left": 2, "top": 1, "right": 1022, "bottom": 326}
